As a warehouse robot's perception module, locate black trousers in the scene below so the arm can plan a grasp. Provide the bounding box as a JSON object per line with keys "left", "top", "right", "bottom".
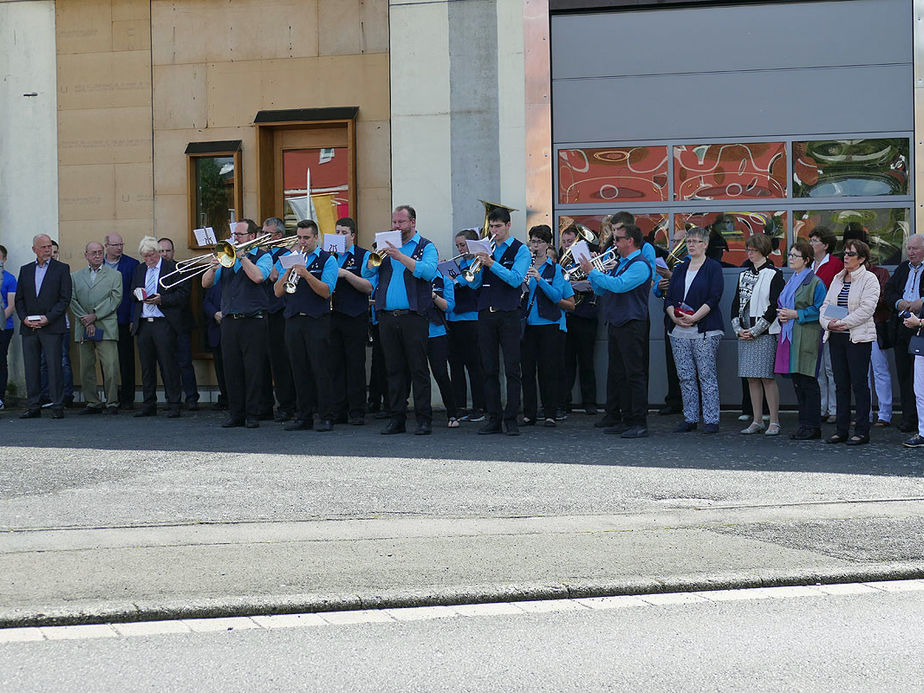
{"left": 329, "top": 312, "right": 368, "bottom": 418}
{"left": 379, "top": 311, "right": 431, "bottom": 424}
{"left": 522, "top": 323, "right": 560, "bottom": 420}
{"left": 285, "top": 314, "right": 334, "bottom": 422}
{"left": 829, "top": 333, "right": 872, "bottom": 437}
{"left": 221, "top": 315, "right": 269, "bottom": 421}
{"left": 564, "top": 314, "right": 597, "bottom": 408}
{"left": 791, "top": 372, "right": 822, "bottom": 430}
{"left": 368, "top": 322, "right": 387, "bottom": 410}
{"left": 264, "top": 310, "right": 296, "bottom": 415}
{"left": 0, "top": 328, "right": 12, "bottom": 401}
{"left": 175, "top": 331, "right": 199, "bottom": 404}
{"left": 428, "top": 334, "right": 458, "bottom": 419}
{"left": 117, "top": 322, "right": 136, "bottom": 406}
{"left": 22, "top": 329, "right": 63, "bottom": 410}
{"left": 478, "top": 308, "right": 521, "bottom": 423}
{"left": 447, "top": 320, "right": 486, "bottom": 414}
{"left": 607, "top": 320, "right": 649, "bottom": 427}
{"left": 136, "top": 318, "right": 181, "bottom": 410}
{"left": 894, "top": 327, "right": 917, "bottom": 427}
{"left": 662, "top": 327, "right": 682, "bottom": 409}
{"left": 209, "top": 345, "right": 228, "bottom": 406}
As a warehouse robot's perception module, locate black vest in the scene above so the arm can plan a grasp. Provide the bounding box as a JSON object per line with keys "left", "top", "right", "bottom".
{"left": 375, "top": 236, "right": 433, "bottom": 315}
{"left": 529, "top": 261, "right": 562, "bottom": 323}
{"left": 601, "top": 254, "right": 652, "bottom": 327}
{"left": 477, "top": 238, "right": 525, "bottom": 312}
{"left": 219, "top": 249, "right": 271, "bottom": 316}
{"left": 426, "top": 276, "right": 446, "bottom": 327}
{"left": 332, "top": 245, "right": 370, "bottom": 317}
{"left": 264, "top": 247, "right": 288, "bottom": 314}
{"left": 283, "top": 250, "right": 333, "bottom": 319}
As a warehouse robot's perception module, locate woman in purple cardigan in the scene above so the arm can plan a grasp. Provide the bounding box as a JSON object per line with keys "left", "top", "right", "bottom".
{"left": 664, "top": 226, "right": 725, "bottom": 433}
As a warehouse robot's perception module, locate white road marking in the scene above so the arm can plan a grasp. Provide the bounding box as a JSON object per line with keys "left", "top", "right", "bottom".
{"left": 2, "top": 579, "right": 923, "bottom": 643}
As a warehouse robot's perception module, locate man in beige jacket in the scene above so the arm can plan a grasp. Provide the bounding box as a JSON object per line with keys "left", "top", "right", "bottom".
{"left": 70, "top": 241, "right": 122, "bottom": 414}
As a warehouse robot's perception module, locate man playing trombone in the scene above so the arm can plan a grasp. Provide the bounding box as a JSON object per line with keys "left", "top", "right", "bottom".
{"left": 273, "top": 219, "right": 338, "bottom": 432}
{"left": 202, "top": 219, "right": 274, "bottom": 428}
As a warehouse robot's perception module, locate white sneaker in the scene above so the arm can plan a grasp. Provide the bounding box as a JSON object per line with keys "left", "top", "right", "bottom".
{"left": 737, "top": 413, "right": 750, "bottom": 421}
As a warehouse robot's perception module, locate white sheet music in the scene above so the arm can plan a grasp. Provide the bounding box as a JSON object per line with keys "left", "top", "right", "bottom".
{"left": 193, "top": 228, "right": 209, "bottom": 246}
{"left": 375, "top": 231, "right": 403, "bottom": 251}
{"left": 279, "top": 252, "right": 306, "bottom": 270}
{"left": 466, "top": 238, "right": 492, "bottom": 255}
{"left": 570, "top": 240, "right": 591, "bottom": 264}
{"left": 323, "top": 234, "right": 346, "bottom": 255}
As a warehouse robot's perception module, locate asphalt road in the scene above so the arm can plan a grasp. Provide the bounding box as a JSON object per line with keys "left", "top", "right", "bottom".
{"left": 3, "top": 584, "right": 922, "bottom": 692}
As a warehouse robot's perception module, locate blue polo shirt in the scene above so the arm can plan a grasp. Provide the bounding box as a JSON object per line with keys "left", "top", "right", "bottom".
{"left": 457, "top": 236, "right": 530, "bottom": 290}
{"left": 1, "top": 270, "right": 16, "bottom": 330}
{"left": 275, "top": 248, "right": 339, "bottom": 297}
{"left": 213, "top": 248, "right": 273, "bottom": 284}
{"left": 446, "top": 259, "right": 478, "bottom": 322}
{"left": 526, "top": 260, "right": 574, "bottom": 326}
{"left": 361, "top": 232, "right": 437, "bottom": 310}
{"left": 589, "top": 249, "right": 652, "bottom": 296}
{"left": 429, "top": 278, "right": 455, "bottom": 338}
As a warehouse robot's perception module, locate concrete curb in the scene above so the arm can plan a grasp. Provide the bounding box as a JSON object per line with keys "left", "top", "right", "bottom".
{"left": 4, "top": 561, "right": 924, "bottom": 629}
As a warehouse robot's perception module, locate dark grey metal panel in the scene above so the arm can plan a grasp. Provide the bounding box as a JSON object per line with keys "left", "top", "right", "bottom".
{"left": 552, "top": 0, "right": 911, "bottom": 79}
{"left": 554, "top": 64, "right": 913, "bottom": 143}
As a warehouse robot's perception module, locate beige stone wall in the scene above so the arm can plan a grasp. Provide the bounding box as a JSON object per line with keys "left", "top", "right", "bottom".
{"left": 56, "top": 0, "right": 154, "bottom": 265}
{"left": 150, "top": 0, "right": 391, "bottom": 249}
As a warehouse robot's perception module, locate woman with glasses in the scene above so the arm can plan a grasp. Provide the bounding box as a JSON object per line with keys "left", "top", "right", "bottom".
{"left": 818, "top": 239, "right": 879, "bottom": 445}
{"left": 664, "top": 227, "right": 724, "bottom": 433}
{"left": 732, "top": 233, "right": 785, "bottom": 435}
{"left": 775, "top": 240, "right": 827, "bottom": 439}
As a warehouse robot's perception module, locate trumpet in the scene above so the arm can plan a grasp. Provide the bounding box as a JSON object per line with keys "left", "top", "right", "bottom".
{"left": 283, "top": 263, "right": 304, "bottom": 294}
{"left": 159, "top": 233, "right": 272, "bottom": 290}
{"left": 462, "top": 237, "right": 496, "bottom": 282}
{"left": 562, "top": 247, "right": 618, "bottom": 281}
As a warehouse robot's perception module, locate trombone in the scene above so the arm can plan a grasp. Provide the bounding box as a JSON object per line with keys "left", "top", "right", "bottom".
{"left": 158, "top": 233, "right": 272, "bottom": 290}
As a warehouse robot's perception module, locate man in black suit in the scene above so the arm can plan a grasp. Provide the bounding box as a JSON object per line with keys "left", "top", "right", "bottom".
{"left": 884, "top": 234, "right": 924, "bottom": 432}
{"left": 129, "top": 236, "right": 189, "bottom": 418}
{"left": 15, "top": 234, "right": 72, "bottom": 418}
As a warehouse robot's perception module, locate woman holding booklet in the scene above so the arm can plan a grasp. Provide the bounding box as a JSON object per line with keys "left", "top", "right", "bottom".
{"left": 818, "top": 238, "right": 879, "bottom": 446}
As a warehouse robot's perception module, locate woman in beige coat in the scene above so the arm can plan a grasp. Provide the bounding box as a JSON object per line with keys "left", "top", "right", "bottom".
{"left": 818, "top": 239, "right": 879, "bottom": 445}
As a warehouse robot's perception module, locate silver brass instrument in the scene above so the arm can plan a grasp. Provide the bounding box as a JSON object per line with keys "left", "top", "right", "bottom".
{"left": 283, "top": 255, "right": 307, "bottom": 294}
{"left": 562, "top": 247, "right": 618, "bottom": 281}
{"left": 159, "top": 233, "right": 272, "bottom": 290}
{"left": 461, "top": 200, "right": 518, "bottom": 282}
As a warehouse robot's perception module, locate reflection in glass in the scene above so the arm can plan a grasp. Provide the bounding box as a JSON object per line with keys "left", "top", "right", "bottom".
{"left": 558, "top": 147, "right": 669, "bottom": 204}
{"left": 794, "top": 208, "right": 909, "bottom": 265}
{"left": 673, "top": 142, "right": 786, "bottom": 201}
{"left": 793, "top": 139, "right": 909, "bottom": 198}
{"left": 675, "top": 211, "right": 787, "bottom": 267}
{"left": 195, "top": 156, "right": 235, "bottom": 242}
{"left": 559, "top": 213, "right": 670, "bottom": 254}
{"left": 282, "top": 147, "right": 350, "bottom": 234}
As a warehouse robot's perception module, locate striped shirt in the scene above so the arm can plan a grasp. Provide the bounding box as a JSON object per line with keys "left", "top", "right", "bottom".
{"left": 837, "top": 281, "right": 850, "bottom": 308}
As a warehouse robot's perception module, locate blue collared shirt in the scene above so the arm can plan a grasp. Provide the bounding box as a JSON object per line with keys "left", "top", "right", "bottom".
{"left": 214, "top": 248, "right": 273, "bottom": 284}
{"left": 526, "top": 259, "right": 574, "bottom": 326}
{"left": 339, "top": 246, "right": 378, "bottom": 292}
{"left": 142, "top": 260, "right": 166, "bottom": 318}
{"left": 275, "top": 248, "right": 339, "bottom": 296}
{"left": 457, "top": 236, "right": 530, "bottom": 290}
{"left": 34, "top": 260, "right": 50, "bottom": 296}
{"left": 361, "top": 232, "right": 438, "bottom": 311}
{"left": 589, "top": 249, "right": 652, "bottom": 296}
{"left": 446, "top": 259, "right": 478, "bottom": 322}
{"left": 429, "top": 278, "right": 455, "bottom": 338}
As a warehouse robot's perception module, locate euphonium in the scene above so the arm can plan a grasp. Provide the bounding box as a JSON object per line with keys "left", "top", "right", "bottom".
{"left": 665, "top": 239, "right": 688, "bottom": 269}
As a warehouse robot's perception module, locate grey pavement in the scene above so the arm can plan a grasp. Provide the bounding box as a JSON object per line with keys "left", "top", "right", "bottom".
{"left": 1, "top": 408, "right": 923, "bottom": 626}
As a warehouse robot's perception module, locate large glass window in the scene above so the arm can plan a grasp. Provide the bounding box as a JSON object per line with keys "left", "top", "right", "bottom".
{"left": 675, "top": 211, "right": 787, "bottom": 267}
{"left": 282, "top": 147, "right": 351, "bottom": 234}
{"left": 186, "top": 144, "right": 242, "bottom": 250}
{"left": 558, "top": 146, "right": 669, "bottom": 204}
{"left": 793, "top": 138, "right": 909, "bottom": 198}
{"left": 794, "top": 208, "right": 909, "bottom": 265}
{"left": 559, "top": 212, "right": 670, "bottom": 254}
{"left": 673, "top": 142, "right": 787, "bottom": 201}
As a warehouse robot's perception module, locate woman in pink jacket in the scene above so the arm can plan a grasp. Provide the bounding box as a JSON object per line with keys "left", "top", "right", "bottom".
{"left": 818, "top": 239, "right": 880, "bottom": 445}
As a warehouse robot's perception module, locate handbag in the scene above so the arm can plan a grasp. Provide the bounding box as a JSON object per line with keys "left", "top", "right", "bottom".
{"left": 909, "top": 328, "right": 924, "bottom": 356}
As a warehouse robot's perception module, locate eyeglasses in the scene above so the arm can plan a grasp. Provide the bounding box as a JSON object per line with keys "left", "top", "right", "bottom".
{"left": 788, "top": 253, "right": 804, "bottom": 259}
{"left": 613, "top": 235, "right": 628, "bottom": 242}
{"left": 843, "top": 251, "right": 859, "bottom": 257}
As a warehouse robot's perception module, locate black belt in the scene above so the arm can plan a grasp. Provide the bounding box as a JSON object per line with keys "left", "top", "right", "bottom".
{"left": 227, "top": 312, "right": 265, "bottom": 320}
{"left": 380, "top": 309, "right": 411, "bottom": 317}
{"left": 143, "top": 317, "right": 165, "bottom": 322}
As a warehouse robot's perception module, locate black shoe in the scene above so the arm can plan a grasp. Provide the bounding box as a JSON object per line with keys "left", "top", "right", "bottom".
{"left": 478, "top": 419, "right": 503, "bottom": 435}
{"left": 505, "top": 420, "right": 520, "bottom": 436}
{"left": 166, "top": 408, "right": 181, "bottom": 419}
{"left": 845, "top": 434, "right": 869, "bottom": 446}
{"left": 316, "top": 419, "right": 333, "bottom": 432}
{"left": 106, "top": 407, "right": 119, "bottom": 415}
{"left": 63, "top": 396, "right": 75, "bottom": 409}
{"left": 80, "top": 407, "right": 103, "bottom": 416}
{"left": 702, "top": 423, "right": 719, "bottom": 434}
{"left": 826, "top": 433, "right": 848, "bottom": 444}
{"left": 621, "top": 425, "right": 649, "bottom": 439}
{"left": 119, "top": 402, "right": 135, "bottom": 411}
{"left": 221, "top": 418, "right": 245, "bottom": 428}
{"left": 134, "top": 408, "right": 157, "bottom": 418}
{"left": 51, "top": 408, "right": 64, "bottom": 419}
{"left": 273, "top": 410, "right": 293, "bottom": 423}
{"left": 659, "top": 405, "right": 681, "bottom": 416}
{"left": 349, "top": 416, "right": 364, "bottom": 426}
{"left": 604, "top": 422, "right": 631, "bottom": 435}
{"left": 19, "top": 409, "right": 41, "bottom": 419}
{"left": 521, "top": 416, "right": 536, "bottom": 427}
{"left": 673, "top": 421, "right": 697, "bottom": 433}
{"left": 594, "top": 416, "right": 620, "bottom": 429}
{"left": 213, "top": 400, "right": 228, "bottom": 411}
{"left": 185, "top": 401, "right": 199, "bottom": 412}
{"left": 414, "top": 421, "right": 432, "bottom": 436}
{"left": 284, "top": 419, "right": 311, "bottom": 431}
{"left": 584, "top": 405, "right": 598, "bottom": 416}
{"left": 381, "top": 420, "right": 406, "bottom": 435}
{"left": 333, "top": 413, "right": 349, "bottom": 425}
{"left": 245, "top": 419, "right": 260, "bottom": 429}
{"left": 792, "top": 427, "right": 821, "bottom": 440}
{"left": 374, "top": 410, "right": 390, "bottom": 420}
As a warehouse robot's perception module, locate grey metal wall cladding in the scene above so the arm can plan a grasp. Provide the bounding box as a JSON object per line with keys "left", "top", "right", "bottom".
{"left": 552, "top": 0, "right": 911, "bottom": 80}
{"left": 554, "top": 63, "right": 914, "bottom": 142}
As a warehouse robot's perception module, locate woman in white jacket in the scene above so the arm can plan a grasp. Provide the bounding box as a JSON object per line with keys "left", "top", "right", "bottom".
{"left": 818, "top": 239, "right": 879, "bottom": 445}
